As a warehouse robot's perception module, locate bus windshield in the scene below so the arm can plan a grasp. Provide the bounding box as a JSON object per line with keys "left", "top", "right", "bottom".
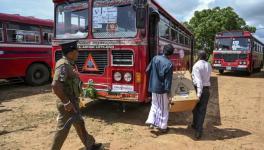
{"left": 92, "top": 0, "right": 137, "bottom": 38}
{"left": 55, "top": 1, "right": 88, "bottom": 39}
{"left": 215, "top": 37, "right": 250, "bottom": 51}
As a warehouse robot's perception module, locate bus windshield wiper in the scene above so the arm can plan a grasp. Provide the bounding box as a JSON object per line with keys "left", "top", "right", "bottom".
{"left": 116, "top": 4, "right": 131, "bottom": 7}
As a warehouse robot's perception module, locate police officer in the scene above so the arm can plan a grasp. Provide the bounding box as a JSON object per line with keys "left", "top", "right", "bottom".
{"left": 51, "top": 41, "right": 102, "bottom": 150}
{"left": 191, "top": 50, "right": 212, "bottom": 139}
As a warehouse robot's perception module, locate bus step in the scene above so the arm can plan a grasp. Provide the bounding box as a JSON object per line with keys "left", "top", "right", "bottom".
{"left": 0, "top": 78, "right": 24, "bottom": 86}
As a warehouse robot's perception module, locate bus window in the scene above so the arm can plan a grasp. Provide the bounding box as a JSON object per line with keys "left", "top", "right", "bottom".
{"left": 55, "top": 1, "right": 88, "bottom": 39}
{"left": 171, "top": 28, "right": 178, "bottom": 43}
{"left": 179, "top": 32, "right": 184, "bottom": 44}
{"left": 0, "top": 22, "right": 3, "bottom": 42}
{"left": 42, "top": 28, "right": 53, "bottom": 44}
{"left": 7, "top": 23, "right": 41, "bottom": 44}
{"left": 92, "top": 0, "right": 136, "bottom": 38}
{"left": 159, "top": 20, "right": 170, "bottom": 40}
{"left": 184, "top": 36, "right": 189, "bottom": 46}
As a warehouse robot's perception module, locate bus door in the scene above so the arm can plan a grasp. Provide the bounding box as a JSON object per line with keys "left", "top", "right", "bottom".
{"left": 148, "top": 9, "right": 160, "bottom": 62}
{"left": 145, "top": 9, "right": 160, "bottom": 98}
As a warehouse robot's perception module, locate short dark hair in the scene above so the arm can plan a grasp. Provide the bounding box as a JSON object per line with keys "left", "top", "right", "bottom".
{"left": 163, "top": 44, "right": 174, "bottom": 56}
{"left": 198, "top": 50, "right": 207, "bottom": 60}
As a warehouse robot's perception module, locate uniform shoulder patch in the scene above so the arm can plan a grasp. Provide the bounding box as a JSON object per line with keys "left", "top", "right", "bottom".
{"left": 54, "top": 64, "right": 68, "bottom": 82}
{"left": 59, "top": 65, "right": 67, "bottom": 82}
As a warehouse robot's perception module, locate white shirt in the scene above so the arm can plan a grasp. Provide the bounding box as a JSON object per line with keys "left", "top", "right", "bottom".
{"left": 192, "top": 60, "right": 212, "bottom": 98}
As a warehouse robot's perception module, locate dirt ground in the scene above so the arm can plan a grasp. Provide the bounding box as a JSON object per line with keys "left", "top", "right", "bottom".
{"left": 0, "top": 70, "right": 264, "bottom": 150}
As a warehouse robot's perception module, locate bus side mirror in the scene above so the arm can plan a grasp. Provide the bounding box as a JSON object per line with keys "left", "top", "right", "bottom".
{"left": 135, "top": 0, "right": 147, "bottom": 29}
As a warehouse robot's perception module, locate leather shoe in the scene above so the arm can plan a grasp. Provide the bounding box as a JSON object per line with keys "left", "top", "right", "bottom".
{"left": 82, "top": 143, "right": 102, "bottom": 150}
{"left": 195, "top": 131, "right": 202, "bottom": 140}
{"left": 91, "top": 143, "right": 102, "bottom": 150}
{"left": 158, "top": 127, "right": 169, "bottom": 133}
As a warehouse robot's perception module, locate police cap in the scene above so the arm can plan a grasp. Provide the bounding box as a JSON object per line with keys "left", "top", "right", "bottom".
{"left": 60, "top": 41, "right": 78, "bottom": 55}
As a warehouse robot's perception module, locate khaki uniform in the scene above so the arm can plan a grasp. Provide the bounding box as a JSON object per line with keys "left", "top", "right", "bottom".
{"left": 51, "top": 57, "right": 95, "bottom": 150}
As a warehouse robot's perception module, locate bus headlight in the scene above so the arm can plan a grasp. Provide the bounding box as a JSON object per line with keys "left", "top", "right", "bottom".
{"left": 124, "top": 72, "right": 132, "bottom": 82}
{"left": 113, "top": 72, "right": 122, "bottom": 82}
{"left": 243, "top": 61, "right": 247, "bottom": 65}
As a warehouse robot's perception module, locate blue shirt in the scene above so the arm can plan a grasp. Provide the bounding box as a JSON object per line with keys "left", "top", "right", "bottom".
{"left": 146, "top": 55, "right": 173, "bottom": 94}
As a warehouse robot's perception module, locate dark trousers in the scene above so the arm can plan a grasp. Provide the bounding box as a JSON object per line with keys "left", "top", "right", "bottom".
{"left": 192, "top": 87, "right": 210, "bottom": 133}
{"left": 51, "top": 101, "right": 95, "bottom": 150}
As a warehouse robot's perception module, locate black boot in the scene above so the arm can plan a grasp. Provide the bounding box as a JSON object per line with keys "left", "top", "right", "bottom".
{"left": 83, "top": 143, "right": 102, "bottom": 150}
{"left": 91, "top": 143, "right": 102, "bottom": 150}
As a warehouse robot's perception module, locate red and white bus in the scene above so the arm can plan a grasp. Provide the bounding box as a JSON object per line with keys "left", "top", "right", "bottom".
{"left": 52, "top": 0, "right": 193, "bottom": 102}
{"left": 213, "top": 31, "right": 264, "bottom": 75}
{"left": 0, "top": 13, "right": 53, "bottom": 85}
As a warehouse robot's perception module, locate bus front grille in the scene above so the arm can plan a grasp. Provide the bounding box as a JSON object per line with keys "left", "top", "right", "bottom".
{"left": 219, "top": 53, "right": 247, "bottom": 62}
{"left": 222, "top": 54, "right": 238, "bottom": 62}
{"left": 112, "top": 50, "right": 133, "bottom": 66}
{"left": 55, "top": 50, "right": 108, "bottom": 74}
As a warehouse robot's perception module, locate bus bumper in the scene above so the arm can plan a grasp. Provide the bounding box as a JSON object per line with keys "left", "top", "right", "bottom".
{"left": 213, "top": 66, "right": 248, "bottom": 71}
{"left": 96, "top": 90, "right": 139, "bottom": 102}
{"left": 83, "top": 82, "right": 141, "bottom": 102}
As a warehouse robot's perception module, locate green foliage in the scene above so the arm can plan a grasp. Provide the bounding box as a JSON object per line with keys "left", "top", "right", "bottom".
{"left": 84, "top": 82, "right": 97, "bottom": 99}
{"left": 184, "top": 7, "right": 256, "bottom": 54}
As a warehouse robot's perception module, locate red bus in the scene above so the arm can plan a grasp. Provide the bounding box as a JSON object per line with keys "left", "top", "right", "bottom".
{"left": 213, "top": 31, "right": 264, "bottom": 75}
{"left": 52, "top": 0, "right": 193, "bottom": 102}
{"left": 0, "top": 13, "right": 53, "bottom": 85}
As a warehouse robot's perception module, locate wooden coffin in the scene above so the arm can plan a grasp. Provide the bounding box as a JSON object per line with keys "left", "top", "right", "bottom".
{"left": 169, "top": 71, "right": 199, "bottom": 112}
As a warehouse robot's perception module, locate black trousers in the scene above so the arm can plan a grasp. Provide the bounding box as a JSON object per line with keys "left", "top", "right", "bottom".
{"left": 192, "top": 86, "right": 210, "bottom": 132}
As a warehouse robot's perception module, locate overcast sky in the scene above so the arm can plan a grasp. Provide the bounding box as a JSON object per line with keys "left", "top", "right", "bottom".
{"left": 0, "top": 0, "right": 263, "bottom": 41}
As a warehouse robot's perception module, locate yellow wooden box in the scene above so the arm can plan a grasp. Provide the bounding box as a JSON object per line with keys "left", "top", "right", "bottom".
{"left": 169, "top": 71, "right": 199, "bottom": 112}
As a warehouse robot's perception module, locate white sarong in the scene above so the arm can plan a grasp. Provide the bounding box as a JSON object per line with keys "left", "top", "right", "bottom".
{"left": 146, "top": 93, "right": 169, "bottom": 129}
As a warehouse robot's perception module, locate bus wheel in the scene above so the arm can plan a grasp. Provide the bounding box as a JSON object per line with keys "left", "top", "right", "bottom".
{"left": 256, "top": 67, "right": 261, "bottom": 72}
{"left": 219, "top": 69, "right": 224, "bottom": 74}
{"left": 246, "top": 67, "right": 253, "bottom": 76}
{"left": 25, "top": 63, "right": 50, "bottom": 86}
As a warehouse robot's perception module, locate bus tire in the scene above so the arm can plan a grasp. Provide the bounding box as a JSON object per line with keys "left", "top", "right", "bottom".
{"left": 246, "top": 66, "right": 253, "bottom": 76}
{"left": 256, "top": 67, "right": 261, "bottom": 72}
{"left": 257, "top": 62, "right": 263, "bottom": 72}
{"left": 219, "top": 69, "right": 224, "bottom": 74}
{"left": 25, "top": 63, "right": 50, "bottom": 86}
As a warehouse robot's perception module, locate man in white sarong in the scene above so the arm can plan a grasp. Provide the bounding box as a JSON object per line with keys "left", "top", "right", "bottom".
{"left": 145, "top": 44, "right": 174, "bottom": 133}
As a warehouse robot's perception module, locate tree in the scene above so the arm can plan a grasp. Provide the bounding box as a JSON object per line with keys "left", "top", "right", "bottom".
{"left": 184, "top": 7, "right": 256, "bottom": 54}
